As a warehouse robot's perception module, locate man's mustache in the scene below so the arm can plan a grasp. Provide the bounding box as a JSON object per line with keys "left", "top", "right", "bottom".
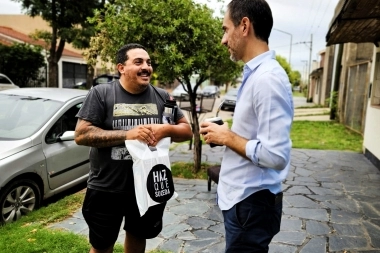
{"left": 137, "top": 70, "right": 151, "bottom": 76}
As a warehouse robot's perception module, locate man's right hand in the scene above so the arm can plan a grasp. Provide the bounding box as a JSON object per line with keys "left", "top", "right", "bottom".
{"left": 126, "top": 125, "right": 157, "bottom": 145}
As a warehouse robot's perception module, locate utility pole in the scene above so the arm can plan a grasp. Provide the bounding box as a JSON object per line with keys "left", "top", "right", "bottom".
{"left": 296, "top": 34, "right": 313, "bottom": 97}
{"left": 308, "top": 34, "right": 313, "bottom": 89}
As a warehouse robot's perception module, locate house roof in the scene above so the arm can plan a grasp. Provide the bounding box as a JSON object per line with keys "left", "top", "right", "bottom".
{"left": 0, "top": 26, "right": 83, "bottom": 58}
{"left": 326, "top": 0, "right": 380, "bottom": 46}
{"left": 310, "top": 67, "right": 323, "bottom": 78}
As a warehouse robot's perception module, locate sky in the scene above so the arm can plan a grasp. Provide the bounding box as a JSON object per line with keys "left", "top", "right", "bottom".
{"left": 0, "top": 0, "right": 340, "bottom": 80}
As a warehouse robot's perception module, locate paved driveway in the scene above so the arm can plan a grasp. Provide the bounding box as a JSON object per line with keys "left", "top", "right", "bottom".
{"left": 50, "top": 144, "right": 380, "bottom": 253}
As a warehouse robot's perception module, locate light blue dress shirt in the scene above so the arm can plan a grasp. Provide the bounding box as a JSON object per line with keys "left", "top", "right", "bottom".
{"left": 218, "top": 50, "right": 294, "bottom": 211}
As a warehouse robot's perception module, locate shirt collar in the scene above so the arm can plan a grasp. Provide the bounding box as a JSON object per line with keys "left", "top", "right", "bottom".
{"left": 245, "top": 50, "right": 276, "bottom": 74}
{"left": 238, "top": 50, "right": 276, "bottom": 100}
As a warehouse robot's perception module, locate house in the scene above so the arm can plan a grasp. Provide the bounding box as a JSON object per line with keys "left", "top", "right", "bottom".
{"left": 308, "top": 50, "right": 334, "bottom": 106}
{"left": 0, "top": 15, "right": 87, "bottom": 88}
{"left": 325, "top": 0, "right": 380, "bottom": 170}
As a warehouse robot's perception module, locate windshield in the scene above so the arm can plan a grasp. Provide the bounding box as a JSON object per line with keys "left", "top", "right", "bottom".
{"left": 174, "top": 85, "right": 185, "bottom": 91}
{"left": 0, "top": 94, "right": 63, "bottom": 140}
{"left": 226, "top": 89, "right": 238, "bottom": 96}
{"left": 203, "top": 86, "right": 216, "bottom": 92}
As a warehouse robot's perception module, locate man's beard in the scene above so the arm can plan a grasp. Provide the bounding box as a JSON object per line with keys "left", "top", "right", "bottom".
{"left": 230, "top": 53, "right": 238, "bottom": 62}
{"left": 136, "top": 82, "right": 149, "bottom": 92}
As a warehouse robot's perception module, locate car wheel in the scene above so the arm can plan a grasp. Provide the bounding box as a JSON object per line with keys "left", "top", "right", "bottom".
{"left": 0, "top": 179, "right": 41, "bottom": 224}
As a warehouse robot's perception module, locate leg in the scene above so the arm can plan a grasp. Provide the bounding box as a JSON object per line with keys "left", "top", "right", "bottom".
{"left": 82, "top": 189, "right": 124, "bottom": 253}
{"left": 222, "top": 190, "right": 282, "bottom": 253}
{"left": 123, "top": 200, "right": 166, "bottom": 247}
{"left": 124, "top": 231, "right": 146, "bottom": 253}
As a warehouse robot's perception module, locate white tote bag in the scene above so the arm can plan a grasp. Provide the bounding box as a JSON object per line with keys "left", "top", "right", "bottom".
{"left": 125, "top": 137, "right": 177, "bottom": 216}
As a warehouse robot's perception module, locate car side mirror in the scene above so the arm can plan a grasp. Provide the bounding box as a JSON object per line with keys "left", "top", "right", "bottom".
{"left": 57, "top": 131, "right": 75, "bottom": 142}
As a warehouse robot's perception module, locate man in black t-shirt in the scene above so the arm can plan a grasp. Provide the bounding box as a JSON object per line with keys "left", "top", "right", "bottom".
{"left": 75, "top": 43, "right": 193, "bottom": 253}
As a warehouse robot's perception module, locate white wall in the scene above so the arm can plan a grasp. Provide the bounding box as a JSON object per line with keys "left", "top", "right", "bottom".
{"left": 363, "top": 46, "right": 380, "bottom": 159}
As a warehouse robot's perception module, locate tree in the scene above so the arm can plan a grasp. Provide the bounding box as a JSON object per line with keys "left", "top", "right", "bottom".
{"left": 13, "top": 0, "right": 107, "bottom": 87}
{"left": 211, "top": 57, "right": 243, "bottom": 92}
{"left": 0, "top": 43, "right": 45, "bottom": 87}
{"left": 87, "top": 0, "right": 242, "bottom": 172}
{"left": 276, "top": 55, "right": 301, "bottom": 87}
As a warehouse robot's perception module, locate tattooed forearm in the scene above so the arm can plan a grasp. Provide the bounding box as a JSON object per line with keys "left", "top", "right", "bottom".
{"left": 75, "top": 121, "right": 127, "bottom": 148}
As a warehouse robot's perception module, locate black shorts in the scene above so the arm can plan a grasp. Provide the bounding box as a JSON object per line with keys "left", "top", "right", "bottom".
{"left": 82, "top": 188, "right": 166, "bottom": 250}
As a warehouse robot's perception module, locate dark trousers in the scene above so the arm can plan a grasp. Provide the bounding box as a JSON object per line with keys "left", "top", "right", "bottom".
{"left": 222, "top": 189, "right": 283, "bottom": 253}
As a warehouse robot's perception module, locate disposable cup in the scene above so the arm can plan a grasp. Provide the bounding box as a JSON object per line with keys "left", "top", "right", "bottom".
{"left": 203, "top": 117, "right": 224, "bottom": 147}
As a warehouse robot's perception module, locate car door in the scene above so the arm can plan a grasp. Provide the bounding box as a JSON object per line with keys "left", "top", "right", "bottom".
{"left": 43, "top": 100, "right": 90, "bottom": 190}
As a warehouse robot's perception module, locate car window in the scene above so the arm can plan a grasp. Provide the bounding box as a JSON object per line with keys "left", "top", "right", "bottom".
{"left": 174, "top": 85, "right": 185, "bottom": 91}
{"left": 0, "top": 76, "right": 12, "bottom": 85}
{"left": 0, "top": 94, "right": 62, "bottom": 140}
{"left": 45, "top": 103, "right": 82, "bottom": 144}
{"left": 204, "top": 86, "right": 216, "bottom": 92}
{"left": 94, "top": 77, "right": 110, "bottom": 85}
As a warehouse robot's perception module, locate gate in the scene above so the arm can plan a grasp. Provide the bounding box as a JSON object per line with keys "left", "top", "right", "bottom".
{"left": 344, "top": 62, "right": 370, "bottom": 133}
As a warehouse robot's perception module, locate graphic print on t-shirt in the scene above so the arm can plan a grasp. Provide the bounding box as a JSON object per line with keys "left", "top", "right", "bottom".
{"left": 111, "top": 103, "right": 160, "bottom": 160}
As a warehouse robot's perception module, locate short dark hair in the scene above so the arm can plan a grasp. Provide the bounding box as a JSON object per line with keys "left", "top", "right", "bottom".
{"left": 227, "top": 0, "right": 273, "bottom": 43}
{"left": 116, "top": 43, "right": 147, "bottom": 65}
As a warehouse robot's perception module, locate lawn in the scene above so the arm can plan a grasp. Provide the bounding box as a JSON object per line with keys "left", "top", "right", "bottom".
{"left": 290, "top": 121, "right": 363, "bottom": 152}
{"left": 0, "top": 190, "right": 165, "bottom": 253}
{"left": 292, "top": 91, "right": 305, "bottom": 97}
{"left": 0, "top": 120, "right": 363, "bottom": 252}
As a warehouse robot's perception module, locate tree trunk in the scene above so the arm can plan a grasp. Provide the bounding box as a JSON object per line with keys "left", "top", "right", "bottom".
{"left": 190, "top": 96, "right": 202, "bottom": 173}
{"left": 48, "top": 60, "right": 59, "bottom": 87}
{"left": 87, "top": 65, "right": 95, "bottom": 89}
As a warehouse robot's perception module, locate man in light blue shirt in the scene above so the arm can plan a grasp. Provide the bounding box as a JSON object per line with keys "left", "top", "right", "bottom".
{"left": 200, "top": 0, "right": 294, "bottom": 252}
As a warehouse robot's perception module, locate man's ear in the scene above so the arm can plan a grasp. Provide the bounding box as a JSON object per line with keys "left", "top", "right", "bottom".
{"left": 116, "top": 63, "right": 124, "bottom": 74}
{"left": 241, "top": 17, "right": 251, "bottom": 36}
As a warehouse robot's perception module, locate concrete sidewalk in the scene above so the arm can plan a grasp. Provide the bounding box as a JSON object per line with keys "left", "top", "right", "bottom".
{"left": 50, "top": 144, "right": 380, "bottom": 253}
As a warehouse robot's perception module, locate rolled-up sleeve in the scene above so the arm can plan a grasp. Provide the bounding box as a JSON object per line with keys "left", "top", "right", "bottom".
{"left": 245, "top": 72, "right": 293, "bottom": 170}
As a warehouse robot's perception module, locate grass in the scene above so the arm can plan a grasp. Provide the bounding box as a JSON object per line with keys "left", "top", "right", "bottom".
{"left": 292, "top": 91, "right": 305, "bottom": 97}
{"left": 291, "top": 121, "right": 363, "bottom": 152}
{"left": 0, "top": 119, "right": 363, "bottom": 252}
{"left": 171, "top": 162, "right": 210, "bottom": 179}
{"left": 0, "top": 190, "right": 168, "bottom": 253}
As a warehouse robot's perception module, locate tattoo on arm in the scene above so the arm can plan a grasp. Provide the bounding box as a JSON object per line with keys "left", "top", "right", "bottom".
{"left": 76, "top": 124, "right": 127, "bottom": 148}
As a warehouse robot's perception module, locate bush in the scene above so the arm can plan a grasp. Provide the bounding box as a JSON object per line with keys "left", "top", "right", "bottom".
{"left": 0, "top": 43, "right": 46, "bottom": 87}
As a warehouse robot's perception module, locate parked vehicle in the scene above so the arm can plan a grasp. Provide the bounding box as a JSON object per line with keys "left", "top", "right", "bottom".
{"left": 0, "top": 88, "right": 90, "bottom": 224}
{"left": 171, "top": 84, "right": 202, "bottom": 100}
{"left": 221, "top": 88, "right": 238, "bottom": 111}
{"left": 0, "top": 73, "right": 19, "bottom": 91}
{"left": 202, "top": 85, "right": 220, "bottom": 98}
{"left": 74, "top": 74, "right": 120, "bottom": 89}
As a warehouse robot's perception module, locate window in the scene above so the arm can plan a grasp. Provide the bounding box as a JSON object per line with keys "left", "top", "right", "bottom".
{"left": 0, "top": 76, "right": 12, "bottom": 84}
{"left": 45, "top": 103, "right": 82, "bottom": 144}
{"left": 62, "top": 62, "right": 87, "bottom": 88}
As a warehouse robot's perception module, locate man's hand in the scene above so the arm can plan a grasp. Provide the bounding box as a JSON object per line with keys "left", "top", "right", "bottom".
{"left": 200, "top": 121, "right": 229, "bottom": 146}
{"left": 126, "top": 125, "right": 157, "bottom": 145}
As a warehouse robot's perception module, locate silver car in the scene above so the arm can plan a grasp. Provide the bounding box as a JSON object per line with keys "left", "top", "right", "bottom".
{"left": 221, "top": 88, "right": 238, "bottom": 111}
{"left": 0, "top": 88, "right": 90, "bottom": 224}
{"left": 171, "top": 84, "right": 203, "bottom": 101}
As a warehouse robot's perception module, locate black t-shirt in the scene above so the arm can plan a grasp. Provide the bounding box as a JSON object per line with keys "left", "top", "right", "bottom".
{"left": 76, "top": 81, "right": 184, "bottom": 193}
